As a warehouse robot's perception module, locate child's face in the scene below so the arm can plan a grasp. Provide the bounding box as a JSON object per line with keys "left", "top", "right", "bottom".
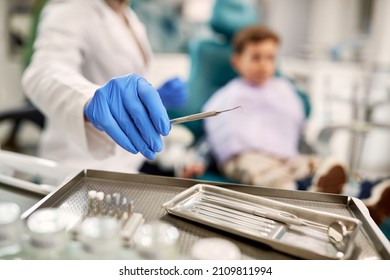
{"left": 232, "top": 39, "right": 277, "bottom": 85}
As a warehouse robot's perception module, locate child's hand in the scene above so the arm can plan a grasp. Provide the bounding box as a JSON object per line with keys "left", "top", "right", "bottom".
{"left": 179, "top": 162, "right": 206, "bottom": 179}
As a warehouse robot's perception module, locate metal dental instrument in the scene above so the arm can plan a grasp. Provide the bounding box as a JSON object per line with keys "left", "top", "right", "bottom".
{"left": 193, "top": 204, "right": 273, "bottom": 232}
{"left": 327, "top": 221, "right": 350, "bottom": 254}
{"left": 202, "top": 196, "right": 311, "bottom": 227}
{"left": 200, "top": 195, "right": 350, "bottom": 251}
{"left": 188, "top": 207, "right": 270, "bottom": 237}
{"left": 198, "top": 200, "right": 276, "bottom": 227}
{"left": 170, "top": 106, "right": 246, "bottom": 125}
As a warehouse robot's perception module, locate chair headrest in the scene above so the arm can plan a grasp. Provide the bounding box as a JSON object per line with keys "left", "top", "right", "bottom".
{"left": 209, "top": 0, "right": 260, "bottom": 40}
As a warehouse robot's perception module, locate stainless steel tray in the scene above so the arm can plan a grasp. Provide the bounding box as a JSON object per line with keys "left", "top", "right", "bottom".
{"left": 22, "top": 170, "right": 390, "bottom": 260}
{"left": 162, "top": 184, "right": 362, "bottom": 259}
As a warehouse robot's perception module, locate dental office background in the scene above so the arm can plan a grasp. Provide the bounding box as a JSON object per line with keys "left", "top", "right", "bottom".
{"left": 1, "top": 0, "right": 390, "bottom": 181}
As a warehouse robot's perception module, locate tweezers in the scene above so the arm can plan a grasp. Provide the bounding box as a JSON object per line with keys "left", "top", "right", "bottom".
{"left": 170, "top": 106, "right": 244, "bottom": 125}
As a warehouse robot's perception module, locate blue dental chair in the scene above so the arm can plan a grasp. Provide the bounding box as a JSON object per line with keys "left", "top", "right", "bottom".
{"left": 166, "top": 0, "right": 311, "bottom": 182}
{"left": 169, "top": 0, "right": 261, "bottom": 142}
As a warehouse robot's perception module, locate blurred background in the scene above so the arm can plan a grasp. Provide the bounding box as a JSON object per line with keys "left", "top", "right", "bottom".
{"left": 1, "top": 0, "right": 390, "bottom": 181}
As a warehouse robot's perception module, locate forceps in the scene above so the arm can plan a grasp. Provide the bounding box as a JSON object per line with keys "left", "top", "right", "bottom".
{"left": 170, "top": 106, "right": 245, "bottom": 125}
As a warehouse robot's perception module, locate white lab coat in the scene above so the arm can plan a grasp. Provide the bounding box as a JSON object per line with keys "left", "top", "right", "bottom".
{"left": 22, "top": 0, "right": 154, "bottom": 173}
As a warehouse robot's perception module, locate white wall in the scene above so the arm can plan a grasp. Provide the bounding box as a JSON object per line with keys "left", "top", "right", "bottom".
{"left": 306, "top": 0, "right": 361, "bottom": 57}
{"left": 264, "top": 0, "right": 362, "bottom": 58}
{"left": 358, "top": 0, "right": 390, "bottom": 177}
{"left": 367, "top": 0, "right": 390, "bottom": 68}
{"left": 264, "top": 0, "right": 310, "bottom": 56}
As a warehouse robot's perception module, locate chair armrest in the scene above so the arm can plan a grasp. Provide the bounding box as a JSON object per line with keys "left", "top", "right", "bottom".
{"left": 0, "top": 103, "right": 45, "bottom": 128}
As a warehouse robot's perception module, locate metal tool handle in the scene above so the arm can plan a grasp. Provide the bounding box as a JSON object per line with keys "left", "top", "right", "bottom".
{"left": 252, "top": 208, "right": 304, "bottom": 226}
{"left": 244, "top": 204, "right": 328, "bottom": 230}
{"left": 221, "top": 200, "right": 304, "bottom": 226}
{"left": 170, "top": 111, "right": 219, "bottom": 125}
{"left": 170, "top": 106, "right": 245, "bottom": 125}
{"left": 203, "top": 194, "right": 323, "bottom": 228}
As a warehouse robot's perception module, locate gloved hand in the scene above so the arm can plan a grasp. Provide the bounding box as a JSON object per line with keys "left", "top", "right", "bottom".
{"left": 84, "top": 74, "right": 171, "bottom": 160}
{"left": 157, "top": 77, "right": 188, "bottom": 109}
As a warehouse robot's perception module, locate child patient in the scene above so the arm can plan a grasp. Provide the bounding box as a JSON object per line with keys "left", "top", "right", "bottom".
{"left": 203, "top": 25, "right": 347, "bottom": 193}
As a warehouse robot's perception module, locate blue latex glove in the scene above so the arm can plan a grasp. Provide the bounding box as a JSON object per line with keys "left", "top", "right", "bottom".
{"left": 157, "top": 77, "right": 188, "bottom": 109}
{"left": 84, "top": 74, "right": 171, "bottom": 160}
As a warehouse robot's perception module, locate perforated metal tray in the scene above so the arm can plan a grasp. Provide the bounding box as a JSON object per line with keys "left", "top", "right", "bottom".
{"left": 22, "top": 170, "right": 390, "bottom": 260}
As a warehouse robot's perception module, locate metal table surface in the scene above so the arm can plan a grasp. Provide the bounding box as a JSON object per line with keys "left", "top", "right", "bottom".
{"left": 21, "top": 170, "right": 390, "bottom": 260}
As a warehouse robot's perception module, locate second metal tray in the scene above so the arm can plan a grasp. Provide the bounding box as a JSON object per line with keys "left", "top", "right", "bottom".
{"left": 163, "top": 184, "right": 362, "bottom": 260}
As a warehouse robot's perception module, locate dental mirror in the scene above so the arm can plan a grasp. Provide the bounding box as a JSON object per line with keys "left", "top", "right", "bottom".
{"left": 328, "top": 221, "right": 349, "bottom": 255}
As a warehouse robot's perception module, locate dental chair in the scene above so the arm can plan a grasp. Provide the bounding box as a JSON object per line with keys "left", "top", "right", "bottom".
{"left": 0, "top": 104, "right": 45, "bottom": 151}
{"left": 169, "top": 0, "right": 261, "bottom": 142}
{"left": 166, "top": 0, "right": 312, "bottom": 183}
